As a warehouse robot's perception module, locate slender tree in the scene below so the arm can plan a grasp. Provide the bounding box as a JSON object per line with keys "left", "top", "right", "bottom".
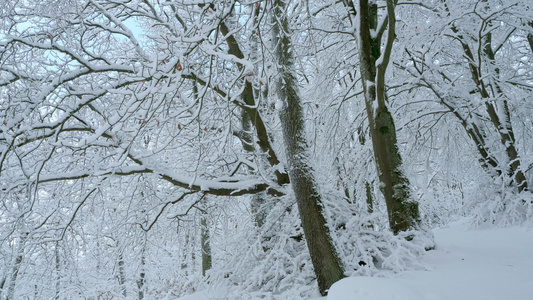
{"left": 400, "top": 0, "right": 531, "bottom": 194}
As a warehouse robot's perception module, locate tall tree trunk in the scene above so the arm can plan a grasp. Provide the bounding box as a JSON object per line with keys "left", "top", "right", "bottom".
{"left": 0, "top": 276, "right": 6, "bottom": 300}
{"left": 245, "top": 3, "right": 276, "bottom": 228}
{"left": 200, "top": 210, "right": 212, "bottom": 277}
{"left": 272, "top": 0, "right": 344, "bottom": 295}
{"left": 137, "top": 253, "right": 145, "bottom": 300}
{"left": 482, "top": 32, "right": 528, "bottom": 192}
{"left": 221, "top": 4, "right": 288, "bottom": 227}
{"left": 357, "top": 0, "right": 421, "bottom": 234}
{"left": 118, "top": 253, "right": 127, "bottom": 297}
{"left": 441, "top": 1, "right": 529, "bottom": 193}
{"left": 527, "top": 22, "right": 533, "bottom": 54}
{"left": 55, "top": 242, "right": 61, "bottom": 300}
{"left": 240, "top": 98, "right": 271, "bottom": 228}
{"left": 6, "top": 232, "right": 27, "bottom": 300}
{"left": 218, "top": 14, "right": 289, "bottom": 187}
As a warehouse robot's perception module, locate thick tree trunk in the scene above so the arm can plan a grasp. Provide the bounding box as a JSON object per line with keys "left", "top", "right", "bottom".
{"left": 272, "top": 0, "right": 344, "bottom": 295}
{"left": 358, "top": 0, "right": 421, "bottom": 234}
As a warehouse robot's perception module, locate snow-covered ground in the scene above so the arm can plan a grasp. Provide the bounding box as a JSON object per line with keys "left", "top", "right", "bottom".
{"left": 178, "top": 220, "right": 533, "bottom": 300}
{"left": 326, "top": 220, "right": 533, "bottom": 300}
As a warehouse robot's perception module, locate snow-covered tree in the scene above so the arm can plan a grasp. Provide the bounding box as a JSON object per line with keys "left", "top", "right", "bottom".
{"left": 1, "top": 0, "right": 531, "bottom": 298}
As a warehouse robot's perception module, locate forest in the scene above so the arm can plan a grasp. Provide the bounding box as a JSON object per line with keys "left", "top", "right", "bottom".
{"left": 0, "top": 0, "right": 532, "bottom": 299}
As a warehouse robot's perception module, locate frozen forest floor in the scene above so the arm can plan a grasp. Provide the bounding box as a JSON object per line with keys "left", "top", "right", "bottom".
{"left": 178, "top": 219, "right": 533, "bottom": 300}
{"left": 325, "top": 219, "right": 533, "bottom": 300}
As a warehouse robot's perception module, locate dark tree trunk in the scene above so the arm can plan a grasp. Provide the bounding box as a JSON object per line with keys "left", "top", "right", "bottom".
{"left": 357, "top": 0, "right": 421, "bottom": 234}
{"left": 201, "top": 211, "right": 212, "bottom": 276}
{"left": 272, "top": 0, "right": 344, "bottom": 295}
{"left": 527, "top": 22, "right": 533, "bottom": 54}
{"left": 137, "top": 253, "right": 145, "bottom": 300}
{"left": 55, "top": 242, "right": 61, "bottom": 300}
{"left": 118, "top": 253, "right": 127, "bottom": 297}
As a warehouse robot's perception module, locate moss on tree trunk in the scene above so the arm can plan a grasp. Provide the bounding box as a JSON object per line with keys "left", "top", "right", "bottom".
{"left": 273, "top": 0, "right": 344, "bottom": 295}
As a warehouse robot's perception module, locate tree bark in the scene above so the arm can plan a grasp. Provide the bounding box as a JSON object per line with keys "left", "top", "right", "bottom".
{"left": 357, "top": 0, "right": 421, "bottom": 234}
{"left": 482, "top": 32, "right": 528, "bottom": 192}
{"left": 201, "top": 211, "right": 212, "bottom": 277}
{"left": 55, "top": 242, "right": 61, "bottom": 300}
{"left": 137, "top": 253, "right": 145, "bottom": 300}
{"left": 272, "top": 0, "right": 344, "bottom": 295}
{"left": 441, "top": 2, "right": 529, "bottom": 193}
{"left": 6, "top": 233, "right": 27, "bottom": 300}
{"left": 118, "top": 253, "right": 127, "bottom": 297}
{"left": 0, "top": 276, "right": 5, "bottom": 300}
{"left": 219, "top": 17, "right": 289, "bottom": 187}
{"left": 527, "top": 22, "right": 533, "bottom": 54}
